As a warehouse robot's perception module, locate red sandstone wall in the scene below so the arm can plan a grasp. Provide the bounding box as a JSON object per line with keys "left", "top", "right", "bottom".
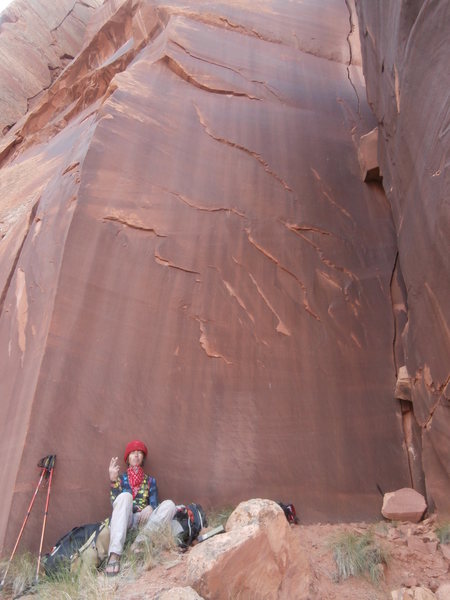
{"left": 355, "top": 0, "right": 450, "bottom": 517}
{"left": 0, "top": 0, "right": 415, "bottom": 553}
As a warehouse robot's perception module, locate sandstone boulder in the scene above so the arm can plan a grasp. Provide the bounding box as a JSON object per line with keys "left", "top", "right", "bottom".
{"left": 382, "top": 488, "right": 427, "bottom": 523}
{"left": 185, "top": 499, "right": 311, "bottom": 600}
{"left": 358, "top": 127, "right": 381, "bottom": 182}
{"left": 395, "top": 366, "right": 412, "bottom": 401}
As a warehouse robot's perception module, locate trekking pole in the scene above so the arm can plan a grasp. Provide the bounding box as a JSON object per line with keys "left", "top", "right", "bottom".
{"left": 35, "top": 455, "right": 56, "bottom": 584}
{"left": 0, "top": 455, "right": 55, "bottom": 591}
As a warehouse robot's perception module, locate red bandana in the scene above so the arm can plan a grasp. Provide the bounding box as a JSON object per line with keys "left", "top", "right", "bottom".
{"left": 127, "top": 466, "right": 145, "bottom": 498}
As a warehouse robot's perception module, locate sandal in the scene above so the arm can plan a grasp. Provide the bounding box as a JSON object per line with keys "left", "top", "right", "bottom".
{"left": 105, "top": 557, "right": 120, "bottom": 577}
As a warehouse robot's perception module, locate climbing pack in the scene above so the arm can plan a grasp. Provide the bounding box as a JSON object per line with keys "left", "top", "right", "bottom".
{"left": 42, "top": 519, "right": 110, "bottom": 576}
{"left": 277, "top": 501, "right": 299, "bottom": 524}
{"left": 173, "top": 503, "right": 208, "bottom": 548}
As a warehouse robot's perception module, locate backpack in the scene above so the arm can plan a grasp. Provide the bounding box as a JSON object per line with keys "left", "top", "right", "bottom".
{"left": 42, "top": 520, "right": 110, "bottom": 576}
{"left": 173, "top": 503, "right": 208, "bottom": 548}
{"left": 277, "top": 502, "right": 299, "bottom": 524}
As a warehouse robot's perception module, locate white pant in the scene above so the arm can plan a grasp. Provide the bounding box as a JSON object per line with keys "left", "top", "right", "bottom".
{"left": 108, "top": 493, "right": 180, "bottom": 555}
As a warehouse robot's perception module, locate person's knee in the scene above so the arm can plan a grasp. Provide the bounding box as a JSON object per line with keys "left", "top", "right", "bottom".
{"left": 157, "top": 499, "right": 177, "bottom": 519}
{"left": 159, "top": 499, "right": 176, "bottom": 510}
{"left": 113, "top": 492, "right": 133, "bottom": 509}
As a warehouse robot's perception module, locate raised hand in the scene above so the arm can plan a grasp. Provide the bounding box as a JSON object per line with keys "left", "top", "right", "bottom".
{"left": 109, "top": 456, "right": 120, "bottom": 482}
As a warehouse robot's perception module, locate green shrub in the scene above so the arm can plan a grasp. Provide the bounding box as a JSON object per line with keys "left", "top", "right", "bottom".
{"left": 436, "top": 522, "right": 450, "bottom": 545}
{"left": 330, "top": 530, "right": 388, "bottom": 584}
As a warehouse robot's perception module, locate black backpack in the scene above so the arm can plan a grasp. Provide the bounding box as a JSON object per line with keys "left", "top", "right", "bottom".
{"left": 42, "top": 520, "right": 109, "bottom": 576}
{"left": 277, "top": 501, "right": 299, "bottom": 524}
{"left": 173, "top": 503, "right": 208, "bottom": 548}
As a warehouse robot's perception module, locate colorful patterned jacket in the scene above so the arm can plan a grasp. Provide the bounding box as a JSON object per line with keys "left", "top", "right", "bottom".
{"left": 110, "top": 472, "right": 158, "bottom": 512}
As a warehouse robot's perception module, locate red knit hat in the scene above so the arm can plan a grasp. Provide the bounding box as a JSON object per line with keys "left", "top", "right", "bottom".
{"left": 124, "top": 440, "right": 148, "bottom": 463}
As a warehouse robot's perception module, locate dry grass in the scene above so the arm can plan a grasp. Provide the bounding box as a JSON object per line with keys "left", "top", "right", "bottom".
{"left": 0, "top": 507, "right": 236, "bottom": 598}
{"left": 0, "top": 552, "right": 36, "bottom": 598}
{"left": 0, "top": 525, "right": 179, "bottom": 599}
{"left": 206, "top": 505, "right": 235, "bottom": 529}
{"left": 124, "top": 523, "right": 179, "bottom": 571}
{"left": 330, "top": 530, "right": 389, "bottom": 584}
{"left": 35, "top": 569, "right": 116, "bottom": 600}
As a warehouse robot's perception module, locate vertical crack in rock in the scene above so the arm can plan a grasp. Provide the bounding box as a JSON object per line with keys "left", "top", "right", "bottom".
{"left": 390, "top": 254, "right": 425, "bottom": 491}
{"left": 390, "top": 252, "right": 400, "bottom": 377}
{"left": 399, "top": 400, "right": 417, "bottom": 489}
{"left": 193, "top": 103, "right": 293, "bottom": 192}
{"left": 393, "top": 64, "right": 401, "bottom": 113}
{"left": 192, "top": 316, "right": 232, "bottom": 364}
{"left": 15, "top": 268, "right": 28, "bottom": 361}
{"left": 390, "top": 252, "right": 412, "bottom": 482}
{"left": 344, "top": 0, "right": 361, "bottom": 117}
{"left": 0, "top": 200, "right": 40, "bottom": 320}
{"left": 245, "top": 228, "right": 321, "bottom": 322}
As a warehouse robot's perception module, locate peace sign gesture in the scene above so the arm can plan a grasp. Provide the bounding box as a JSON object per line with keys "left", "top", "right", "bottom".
{"left": 109, "top": 456, "right": 120, "bottom": 482}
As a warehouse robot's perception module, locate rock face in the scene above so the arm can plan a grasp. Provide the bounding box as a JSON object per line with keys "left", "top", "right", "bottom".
{"left": 0, "top": 0, "right": 103, "bottom": 135}
{"left": 382, "top": 488, "right": 427, "bottom": 523}
{"left": 355, "top": 1, "right": 450, "bottom": 516}
{"left": 186, "top": 499, "right": 311, "bottom": 599}
{"left": 0, "top": 0, "right": 446, "bottom": 555}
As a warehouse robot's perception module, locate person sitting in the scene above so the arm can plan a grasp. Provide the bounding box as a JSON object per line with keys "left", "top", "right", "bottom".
{"left": 105, "top": 440, "right": 178, "bottom": 576}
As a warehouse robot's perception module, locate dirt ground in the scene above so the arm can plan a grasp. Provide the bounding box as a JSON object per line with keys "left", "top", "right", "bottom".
{"left": 118, "top": 516, "right": 449, "bottom": 599}
{"left": 9, "top": 515, "right": 449, "bottom": 599}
